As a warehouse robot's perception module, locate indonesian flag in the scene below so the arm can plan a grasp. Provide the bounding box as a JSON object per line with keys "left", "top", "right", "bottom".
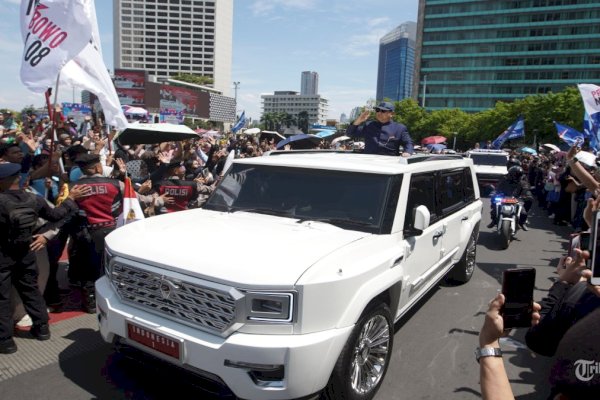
{"left": 117, "top": 177, "right": 145, "bottom": 227}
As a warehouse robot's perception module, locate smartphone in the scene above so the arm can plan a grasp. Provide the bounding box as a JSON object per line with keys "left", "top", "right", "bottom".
{"left": 589, "top": 211, "right": 600, "bottom": 285}
{"left": 500, "top": 267, "right": 536, "bottom": 329}
{"left": 569, "top": 232, "right": 590, "bottom": 258}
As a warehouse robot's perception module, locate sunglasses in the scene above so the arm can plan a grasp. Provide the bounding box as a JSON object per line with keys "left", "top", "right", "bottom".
{"left": 375, "top": 108, "right": 391, "bottom": 113}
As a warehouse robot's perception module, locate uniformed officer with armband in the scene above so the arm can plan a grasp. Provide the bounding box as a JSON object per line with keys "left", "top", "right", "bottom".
{"left": 154, "top": 160, "right": 200, "bottom": 213}
{"left": 0, "top": 163, "right": 90, "bottom": 354}
{"left": 68, "top": 153, "right": 123, "bottom": 313}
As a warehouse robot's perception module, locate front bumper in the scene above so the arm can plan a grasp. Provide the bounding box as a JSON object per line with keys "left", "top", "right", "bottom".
{"left": 96, "top": 277, "right": 353, "bottom": 400}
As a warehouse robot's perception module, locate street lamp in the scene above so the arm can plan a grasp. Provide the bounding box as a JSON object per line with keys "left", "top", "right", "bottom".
{"left": 453, "top": 131, "right": 458, "bottom": 150}
{"left": 233, "top": 81, "right": 240, "bottom": 106}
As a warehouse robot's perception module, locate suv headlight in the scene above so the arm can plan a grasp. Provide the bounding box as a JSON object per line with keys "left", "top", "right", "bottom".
{"left": 245, "top": 292, "right": 294, "bottom": 323}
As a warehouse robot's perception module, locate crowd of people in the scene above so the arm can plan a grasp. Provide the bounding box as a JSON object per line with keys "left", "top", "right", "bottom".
{"left": 1, "top": 106, "right": 599, "bottom": 396}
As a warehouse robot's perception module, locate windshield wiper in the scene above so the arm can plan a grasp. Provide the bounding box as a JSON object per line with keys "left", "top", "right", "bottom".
{"left": 296, "top": 217, "right": 371, "bottom": 228}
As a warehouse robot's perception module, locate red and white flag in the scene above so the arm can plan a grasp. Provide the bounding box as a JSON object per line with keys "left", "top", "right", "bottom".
{"left": 117, "top": 177, "right": 145, "bottom": 227}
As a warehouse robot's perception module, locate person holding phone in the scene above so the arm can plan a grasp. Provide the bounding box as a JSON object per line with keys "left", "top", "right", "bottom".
{"left": 346, "top": 101, "right": 414, "bottom": 157}
{"left": 525, "top": 248, "right": 600, "bottom": 357}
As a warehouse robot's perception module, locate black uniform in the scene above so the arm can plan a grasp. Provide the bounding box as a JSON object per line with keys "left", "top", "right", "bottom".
{"left": 490, "top": 173, "right": 533, "bottom": 226}
{"left": 0, "top": 190, "right": 77, "bottom": 342}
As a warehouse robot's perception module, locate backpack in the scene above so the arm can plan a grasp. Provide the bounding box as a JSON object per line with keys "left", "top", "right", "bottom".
{"left": 0, "top": 193, "right": 38, "bottom": 247}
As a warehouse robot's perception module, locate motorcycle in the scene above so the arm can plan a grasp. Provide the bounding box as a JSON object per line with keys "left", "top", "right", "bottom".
{"left": 492, "top": 193, "right": 524, "bottom": 249}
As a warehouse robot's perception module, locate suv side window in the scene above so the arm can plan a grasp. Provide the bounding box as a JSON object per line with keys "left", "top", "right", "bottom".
{"left": 439, "top": 169, "right": 465, "bottom": 216}
{"left": 464, "top": 167, "right": 475, "bottom": 202}
{"left": 404, "top": 172, "right": 437, "bottom": 231}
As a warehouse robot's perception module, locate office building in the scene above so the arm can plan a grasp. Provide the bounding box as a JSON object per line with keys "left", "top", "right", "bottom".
{"left": 113, "top": 0, "right": 233, "bottom": 96}
{"left": 376, "top": 22, "right": 417, "bottom": 102}
{"left": 413, "top": 0, "right": 600, "bottom": 111}
{"left": 301, "top": 71, "right": 319, "bottom": 96}
{"left": 261, "top": 91, "right": 328, "bottom": 125}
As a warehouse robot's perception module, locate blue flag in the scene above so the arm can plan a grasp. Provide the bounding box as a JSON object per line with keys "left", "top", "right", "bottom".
{"left": 491, "top": 116, "right": 525, "bottom": 149}
{"left": 584, "top": 111, "right": 600, "bottom": 153}
{"left": 554, "top": 121, "right": 584, "bottom": 147}
{"left": 231, "top": 111, "right": 246, "bottom": 133}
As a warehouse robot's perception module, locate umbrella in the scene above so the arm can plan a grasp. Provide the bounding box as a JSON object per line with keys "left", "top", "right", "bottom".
{"left": 195, "top": 128, "right": 208, "bottom": 134}
{"left": 243, "top": 127, "right": 261, "bottom": 135}
{"left": 543, "top": 143, "right": 560, "bottom": 152}
{"left": 331, "top": 135, "right": 351, "bottom": 145}
{"left": 259, "top": 131, "right": 286, "bottom": 143}
{"left": 312, "top": 129, "right": 337, "bottom": 139}
{"left": 519, "top": 146, "right": 538, "bottom": 155}
{"left": 122, "top": 106, "right": 148, "bottom": 116}
{"left": 421, "top": 135, "right": 447, "bottom": 145}
{"left": 276, "top": 133, "right": 321, "bottom": 150}
{"left": 115, "top": 123, "right": 198, "bottom": 145}
{"left": 202, "top": 130, "right": 222, "bottom": 138}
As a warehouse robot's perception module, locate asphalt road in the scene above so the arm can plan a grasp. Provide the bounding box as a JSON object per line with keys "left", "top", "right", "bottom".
{"left": 0, "top": 199, "right": 570, "bottom": 400}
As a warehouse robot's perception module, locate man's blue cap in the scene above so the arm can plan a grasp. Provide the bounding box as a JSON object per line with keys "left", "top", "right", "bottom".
{"left": 0, "top": 162, "right": 21, "bottom": 180}
{"left": 375, "top": 101, "right": 394, "bottom": 112}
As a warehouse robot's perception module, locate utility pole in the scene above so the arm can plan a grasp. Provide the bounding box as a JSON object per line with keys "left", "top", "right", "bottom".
{"left": 233, "top": 81, "right": 240, "bottom": 113}
{"left": 421, "top": 74, "right": 427, "bottom": 108}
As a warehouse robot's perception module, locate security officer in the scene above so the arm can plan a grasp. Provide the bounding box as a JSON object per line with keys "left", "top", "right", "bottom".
{"left": 0, "top": 163, "right": 88, "bottom": 354}
{"left": 69, "top": 153, "right": 123, "bottom": 313}
{"left": 487, "top": 165, "right": 534, "bottom": 230}
{"left": 154, "top": 160, "right": 199, "bottom": 213}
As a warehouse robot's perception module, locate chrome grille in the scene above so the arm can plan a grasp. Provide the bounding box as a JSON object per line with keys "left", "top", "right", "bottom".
{"left": 110, "top": 262, "right": 237, "bottom": 334}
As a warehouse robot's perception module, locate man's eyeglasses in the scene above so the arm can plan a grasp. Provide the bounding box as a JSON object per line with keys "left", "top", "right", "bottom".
{"left": 375, "top": 108, "right": 391, "bottom": 113}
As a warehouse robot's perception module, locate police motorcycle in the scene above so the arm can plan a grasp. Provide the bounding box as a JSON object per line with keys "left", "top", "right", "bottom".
{"left": 491, "top": 192, "right": 524, "bottom": 249}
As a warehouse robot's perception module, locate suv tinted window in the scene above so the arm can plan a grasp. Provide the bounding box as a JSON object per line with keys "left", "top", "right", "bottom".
{"left": 404, "top": 172, "right": 437, "bottom": 231}
{"left": 440, "top": 169, "right": 464, "bottom": 215}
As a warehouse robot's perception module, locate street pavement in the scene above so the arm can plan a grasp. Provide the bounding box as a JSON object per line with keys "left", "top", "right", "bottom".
{"left": 0, "top": 198, "right": 572, "bottom": 399}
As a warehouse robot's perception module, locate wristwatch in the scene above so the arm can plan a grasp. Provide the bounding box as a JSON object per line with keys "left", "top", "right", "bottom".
{"left": 475, "top": 347, "right": 502, "bottom": 363}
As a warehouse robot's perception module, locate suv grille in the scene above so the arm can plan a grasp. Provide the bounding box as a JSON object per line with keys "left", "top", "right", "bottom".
{"left": 110, "top": 262, "right": 237, "bottom": 334}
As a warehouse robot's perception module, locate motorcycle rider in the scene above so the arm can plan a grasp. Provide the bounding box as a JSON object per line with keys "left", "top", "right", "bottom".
{"left": 487, "top": 164, "right": 534, "bottom": 231}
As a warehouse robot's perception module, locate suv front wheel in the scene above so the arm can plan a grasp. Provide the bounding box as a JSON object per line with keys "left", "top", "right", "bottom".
{"left": 323, "top": 303, "right": 393, "bottom": 400}
{"left": 447, "top": 228, "right": 478, "bottom": 284}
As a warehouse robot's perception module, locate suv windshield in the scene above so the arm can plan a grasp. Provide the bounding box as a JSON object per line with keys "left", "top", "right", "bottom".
{"left": 469, "top": 153, "right": 508, "bottom": 167}
{"left": 204, "top": 164, "right": 400, "bottom": 233}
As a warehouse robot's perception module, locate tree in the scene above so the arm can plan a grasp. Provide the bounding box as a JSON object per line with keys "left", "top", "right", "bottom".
{"left": 171, "top": 73, "right": 214, "bottom": 86}
{"left": 297, "top": 111, "right": 309, "bottom": 134}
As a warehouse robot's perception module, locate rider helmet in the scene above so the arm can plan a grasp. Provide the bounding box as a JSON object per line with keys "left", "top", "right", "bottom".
{"left": 508, "top": 165, "right": 524, "bottom": 181}
{"left": 507, "top": 158, "right": 521, "bottom": 169}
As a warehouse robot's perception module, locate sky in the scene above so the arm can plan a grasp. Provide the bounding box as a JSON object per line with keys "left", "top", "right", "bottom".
{"left": 0, "top": 0, "right": 418, "bottom": 123}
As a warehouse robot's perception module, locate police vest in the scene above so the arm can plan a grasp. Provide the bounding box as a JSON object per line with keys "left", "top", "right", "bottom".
{"left": 72, "top": 177, "right": 122, "bottom": 228}
{"left": 157, "top": 179, "right": 197, "bottom": 212}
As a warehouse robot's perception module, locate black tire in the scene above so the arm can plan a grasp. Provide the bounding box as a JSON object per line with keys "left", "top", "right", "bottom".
{"left": 322, "top": 303, "right": 393, "bottom": 400}
{"left": 448, "top": 229, "right": 478, "bottom": 284}
{"left": 500, "top": 220, "right": 511, "bottom": 249}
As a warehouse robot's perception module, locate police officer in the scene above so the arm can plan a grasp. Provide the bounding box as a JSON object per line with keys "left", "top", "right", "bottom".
{"left": 0, "top": 163, "right": 89, "bottom": 354}
{"left": 69, "top": 153, "right": 123, "bottom": 313}
{"left": 154, "top": 160, "right": 200, "bottom": 213}
{"left": 487, "top": 165, "right": 534, "bottom": 230}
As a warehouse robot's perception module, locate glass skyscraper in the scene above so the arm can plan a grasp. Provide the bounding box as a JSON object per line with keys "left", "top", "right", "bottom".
{"left": 376, "top": 22, "right": 417, "bottom": 102}
{"left": 413, "top": 0, "right": 600, "bottom": 111}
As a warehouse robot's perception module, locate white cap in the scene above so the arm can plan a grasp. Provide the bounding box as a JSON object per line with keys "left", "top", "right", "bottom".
{"left": 575, "top": 151, "right": 597, "bottom": 168}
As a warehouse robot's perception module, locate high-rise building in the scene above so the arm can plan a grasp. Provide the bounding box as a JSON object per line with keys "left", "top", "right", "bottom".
{"left": 113, "top": 0, "right": 233, "bottom": 96}
{"left": 261, "top": 91, "right": 328, "bottom": 125}
{"left": 413, "top": 0, "right": 600, "bottom": 111}
{"left": 376, "top": 22, "right": 417, "bottom": 102}
{"left": 301, "top": 71, "right": 319, "bottom": 96}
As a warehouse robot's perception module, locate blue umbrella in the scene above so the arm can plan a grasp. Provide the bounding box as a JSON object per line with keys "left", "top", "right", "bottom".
{"left": 519, "top": 146, "right": 538, "bottom": 155}
{"left": 312, "top": 129, "right": 337, "bottom": 139}
{"left": 276, "top": 134, "right": 321, "bottom": 150}
{"left": 426, "top": 143, "right": 447, "bottom": 152}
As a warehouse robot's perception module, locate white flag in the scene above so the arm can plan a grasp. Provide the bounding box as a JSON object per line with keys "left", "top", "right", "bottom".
{"left": 59, "top": 0, "right": 128, "bottom": 129}
{"left": 117, "top": 177, "right": 145, "bottom": 227}
{"left": 578, "top": 84, "right": 600, "bottom": 120}
{"left": 20, "top": 0, "right": 91, "bottom": 92}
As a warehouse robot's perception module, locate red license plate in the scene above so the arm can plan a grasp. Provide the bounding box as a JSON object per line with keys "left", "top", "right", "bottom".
{"left": 127, "top": 322, "right": 182, "bottom": 360}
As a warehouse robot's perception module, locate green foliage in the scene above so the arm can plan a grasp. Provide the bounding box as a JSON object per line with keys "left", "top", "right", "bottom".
{"left": 171, "top": 73, "right": 214, "bottom": 86}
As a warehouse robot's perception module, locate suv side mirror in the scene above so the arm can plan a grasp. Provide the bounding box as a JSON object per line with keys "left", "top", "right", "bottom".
{"left": 403, "top": 205, "right": 431, "bottom": 237}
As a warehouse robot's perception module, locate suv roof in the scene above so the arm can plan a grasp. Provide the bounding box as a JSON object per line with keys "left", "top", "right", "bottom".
{"left": 243, "top": 151, "right": 472, "bottom": 174}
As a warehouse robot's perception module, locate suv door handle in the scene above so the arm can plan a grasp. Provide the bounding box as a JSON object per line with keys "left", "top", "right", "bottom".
{"left": 433, "top": 230, "right": 444, "bottom": 239}
{"left": 461, "top": 216, "right": 468, "bottom": 221}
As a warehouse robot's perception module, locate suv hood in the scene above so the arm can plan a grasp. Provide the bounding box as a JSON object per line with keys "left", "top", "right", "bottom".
{"left": 105, "top": 209, "right": 369, "bottom": 286}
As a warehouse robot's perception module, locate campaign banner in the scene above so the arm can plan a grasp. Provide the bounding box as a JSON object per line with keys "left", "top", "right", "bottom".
{"left": 114, "top": 69, "right": 146, "bottom": 89}
{"left": 117, "top": 88, "right": 146, "bottom": 106}
{"left": 160, "top": 85, "right": 198, "bottom": 115}
{"left": 20, "top": 0, "right": 92, "bottom": 93}
{"left": 160, "top": 109, "right": 184, "bottom": 124}
{"left": 62, "top": 102, "right": 92, "bottom": 125}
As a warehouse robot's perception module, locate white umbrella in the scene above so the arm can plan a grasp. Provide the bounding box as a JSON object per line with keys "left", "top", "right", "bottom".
{"left": 243, "top": 127, "right": 261, "bottom": 135}
{"left": 122, "top": 106, "right": 148, "bottom": 116}
{"left": 115, "top": 123, "right": 198, "bottom": 145}
{"left": 542, "top": 143, "right": 560, "bottom": 152}
{"left": 331, "top": 135, "right": 351, "bottom": 145}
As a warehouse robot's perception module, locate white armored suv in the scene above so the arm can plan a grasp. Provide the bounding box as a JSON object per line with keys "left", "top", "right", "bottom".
{"left": 97, "top": 151, "right": 483, "bottom": 400}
